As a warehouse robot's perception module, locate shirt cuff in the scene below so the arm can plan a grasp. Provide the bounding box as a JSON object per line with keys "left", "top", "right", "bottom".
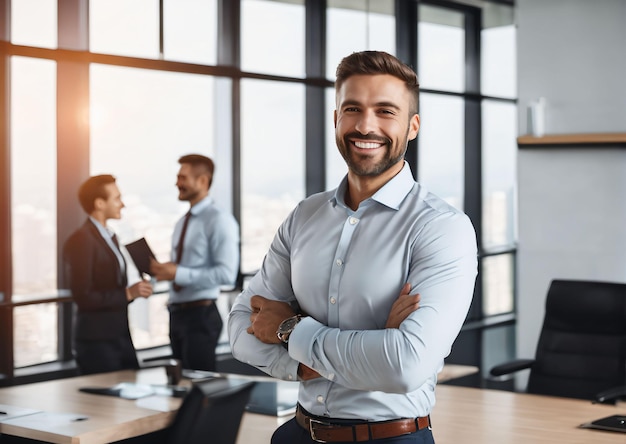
{"left": 174, "top": 266, "right": 191, "bottom": 286}
{"left": 289, "top": 317, "right": 324, "bottom": 370}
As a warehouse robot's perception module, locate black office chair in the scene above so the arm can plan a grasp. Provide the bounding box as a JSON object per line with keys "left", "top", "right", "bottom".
{"left": 126, "top": 377, "right": 255, "bottom": 444}
{"left": 168, "top": 378, "right": 255, "bottom": 444}
{"left": 490, "top": 279, "right": 626, "bottom": 404}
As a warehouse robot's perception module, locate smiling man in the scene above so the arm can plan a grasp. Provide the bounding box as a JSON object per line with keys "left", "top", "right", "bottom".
{"left": 228, "top": 51, "right": 478, "bottom": 444}
{"left": 151, "top": 154, "right": 239, "bottom": 372}
{"left": 63, "top": 175, "right": 153, "bottom": 375}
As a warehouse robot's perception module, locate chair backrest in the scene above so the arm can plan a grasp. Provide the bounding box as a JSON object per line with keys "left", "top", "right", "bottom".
{"left": 166, "top": 378, "right": 255, "bottom": 444}
{"left": 527, "top": 279, "right": 626, "bottom": 400}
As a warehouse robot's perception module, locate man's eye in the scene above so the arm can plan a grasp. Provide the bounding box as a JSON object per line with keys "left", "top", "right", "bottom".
{"left": 344, "top": 107, "right": 359, "bottom": 112}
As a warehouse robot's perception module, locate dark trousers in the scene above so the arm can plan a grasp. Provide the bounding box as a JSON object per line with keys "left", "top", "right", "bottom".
{"left": 169, "top": 302, "right": 223, "bottom": 371}
{"left": 74, "top": 336, "right": 139, "bottom": 375}
{"left": 272, "top": 417, "right": 435, "bottom": 444}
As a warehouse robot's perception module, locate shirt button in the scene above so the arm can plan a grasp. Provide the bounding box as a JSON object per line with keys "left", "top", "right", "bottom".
{"left": 330, "top": 297, "right": 336, "bottom": 304}
{"left": 335, "top": 259, "right": 343, "bottom": 266}
{"left": 328, "top": 373, "right": 335, "bottom": 380}
{"left": 349, "top": 217, "right": 359, "bottom": 225}
{"left": 316, "top": 395, "right": 324, "bottom": 403}
{"left": 287, "top": 374, "right": 294, "bottom": 380}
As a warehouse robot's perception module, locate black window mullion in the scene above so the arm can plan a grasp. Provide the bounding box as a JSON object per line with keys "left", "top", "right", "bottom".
{"left": 57, "top": 0, "right": 91, "bottom": 362}
{"left": 463, "top": 6, "right": 483, "bottom": 323}
{"left": 0, "top": 0, "right": 14, "bottom": 382}
{"left": 305, "top": 0, "right": 326, "bottom": 196}
{"left": 395, "top": 0, "right": 419, "bottom": 180}
{"left": 217, "top": 0, "right": 242, "bottom": 224}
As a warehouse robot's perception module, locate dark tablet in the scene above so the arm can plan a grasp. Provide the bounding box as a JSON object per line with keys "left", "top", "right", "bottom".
{"left": 125, "top": 237, "right": 157, "bottom": 276}
{"left": 580, "top": 414, "right": 626, "bottom": 433}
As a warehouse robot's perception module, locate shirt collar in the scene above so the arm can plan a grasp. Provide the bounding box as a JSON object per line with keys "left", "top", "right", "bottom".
{"left": 332, "top": 161, "right": 415, "bottom": 211}
{"left": 189, "top": 195, "right": 213, "bottom": 216}
{"left": 88, "top": 216, "right": 114, "bottom": 239}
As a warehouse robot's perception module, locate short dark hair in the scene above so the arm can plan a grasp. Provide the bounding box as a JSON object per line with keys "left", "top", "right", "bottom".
{"left": 178, "top": 154, "right": 215, "bottom": 188}
{"left": 77, "top": 174, "right": 116, "bottom": 214}
{"left": 335, "top": 50, "right": 420, "bottom": 114}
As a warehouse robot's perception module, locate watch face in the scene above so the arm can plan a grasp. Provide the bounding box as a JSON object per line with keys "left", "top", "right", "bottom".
{"left": 279, "top": 316, "right": 299, "bottom": 333}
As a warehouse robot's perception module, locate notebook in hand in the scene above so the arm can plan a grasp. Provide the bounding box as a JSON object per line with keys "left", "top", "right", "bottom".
{"left": 580, "top": 414, "right": 626, "bottom": 433}
{"left": 125, "top": 237, "right": 157, "bottom": 276}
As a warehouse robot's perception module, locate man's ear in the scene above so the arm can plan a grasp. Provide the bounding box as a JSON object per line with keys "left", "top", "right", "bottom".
{"left": 408, "top": 114, "right": 420, "bottom": 141}
{"left": 93, "top": 197, "right": 105, "bottom": 211}
{"left": 199, "top": 173, "right": 210, "bottom": 190}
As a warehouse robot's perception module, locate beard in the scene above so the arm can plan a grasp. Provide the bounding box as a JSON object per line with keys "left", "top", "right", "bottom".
{"left": 336, "top": 132, "right": 408, "bottom": 177}
{"left": 178, "top": 187, "right": 201, "bottom": 202}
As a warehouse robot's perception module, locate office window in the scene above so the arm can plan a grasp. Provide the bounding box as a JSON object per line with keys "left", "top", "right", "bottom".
{"left": 90, "top": 64, "right": 220, "bottom": 349}
{"left": 241, "top": 0, "right": 305, "bottom": 78}
{"left": 14, "top": 303, "right": 58, "bottom": 367}
{"left": 2, "top": 0, "right": 518, "bottom": 385}
{"left": 163, "top": 0, "right": 218, "bottom": 65}
{"left": 10, "top": 0, "right": 57, "bottom": 48}
{"left": 326, "top": 0, "right": 395, "bottom": 81}
{"left": 240, "top": 79, "right": 305, "bottom": 274}
{"left": 417, "top": 93, "right": 465, "bottom": 211}
{"left": 482, "top": 324, "right": 515, "bottom": 377}
{"left": 482, "top": 100, "right": 517, "bottom": 249}
{"left": 89, "top": 0, "right": 160, "bottom": 58}
{"left": 482, "top": 253, "right": 514, "bottom": 316}
{"left": 418, "top": 5, "right": 465, "bottom": 93}
{"left": 11, "top": 56, "right": 57, "bottom": 299}
{"left": 481, "top": 3, "right": 516, "bottom": 99}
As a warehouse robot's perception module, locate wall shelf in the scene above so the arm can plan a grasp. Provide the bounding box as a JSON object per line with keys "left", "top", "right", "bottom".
{"left": 518, "top": 133, "right": 626, "bottom": 147}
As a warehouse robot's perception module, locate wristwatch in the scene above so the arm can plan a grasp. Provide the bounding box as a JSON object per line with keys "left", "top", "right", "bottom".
{"left": 276, "top": 314, "right": 302, "bottom": 344}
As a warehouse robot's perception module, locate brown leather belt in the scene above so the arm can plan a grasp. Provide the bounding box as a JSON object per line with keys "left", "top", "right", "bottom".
{"left": 167, "top": 299, "right": 214, "bottom": 312}
{"left": 295, "top": 405, "right": 431, "bottom": 443}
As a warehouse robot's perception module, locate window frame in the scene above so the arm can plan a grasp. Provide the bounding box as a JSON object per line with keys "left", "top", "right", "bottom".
{"left": 0, "top": 0, "right": 517, "bottom": 385}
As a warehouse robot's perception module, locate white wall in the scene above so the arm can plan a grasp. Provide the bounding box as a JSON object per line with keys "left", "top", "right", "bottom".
{"left": 516, "top": 0, "right": 626, "bottom": 388}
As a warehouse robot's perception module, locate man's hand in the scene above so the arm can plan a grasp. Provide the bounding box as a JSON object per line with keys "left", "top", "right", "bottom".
{"left": 246, "top": 295, "right": 295, "bottom": 344}
{"left": 126, "top": 279, "right": 153, "bottom": 301}
{"left": 385, "top": 283, "right": 420, "bottom": 329}
{"left": 149, "top": 258, "right": 177, "bottom": 281}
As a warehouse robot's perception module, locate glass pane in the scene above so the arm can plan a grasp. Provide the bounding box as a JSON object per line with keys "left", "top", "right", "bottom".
{"left": 241, "top": 0, "right": 305, "bottom": 77}
{"left": 482, "top": 253, "right": 514, "bottom": 316}
{"left": 325, "top": 87, "right": 346, "bottom": 190}
{"left": 482, "top": 100, "right": 517, "bottom": 249}
{"left": 14, "top": 303, "right": 58, "bottom": 367}
{"left": 11, "top": 56, "right": 57, "bottom": 299}
{"left": 89, "top": 0, "right": 160, "bottom": 58}
{"left": 163, "top": 0, "right": 218, "bottom": 65}
{"left": 417, "top": 93, "right": 464, "bottom": 211}
{"left": 326, "top": 0, "right": 395, "bottom": 80}
{"left": 481, "top": 4, "right": 516, "bottom": 98}
{"left": 128, "top": 293, "right": 170, "bottom": 349}
{"left": 90, "top": 64, "right": 224, "bottom": 349}
{"left": 10, "top": 0, "right": 57, "bottom": 48}
{"left": 418, "top": 5, "right": 465, "bottom": 93}
{"left": 482, "top": 324, "right": 515, "bottom": 378}
{"left": 241, "top": 79, "right": 305, "bottom": 274}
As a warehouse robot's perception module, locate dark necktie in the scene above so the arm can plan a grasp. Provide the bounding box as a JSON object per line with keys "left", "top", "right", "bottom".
{"left": 173, "top": 212, "right": 191, "bottom": 291}
{"left": 111, "top": 233, "right": 120, "bottom": 249}
{"left": 110, "top": 233, "right": 126, "bottom": 284}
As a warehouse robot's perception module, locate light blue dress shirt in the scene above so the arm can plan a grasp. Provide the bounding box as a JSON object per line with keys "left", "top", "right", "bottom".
{"left": 170, "top": 196, "right": 240, "bottom": 303}
{"left": 228, "top": 162, "right": 477, "bottom": 421}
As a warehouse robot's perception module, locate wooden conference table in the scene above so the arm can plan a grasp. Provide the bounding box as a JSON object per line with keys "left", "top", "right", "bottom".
{"left": 0, "top": 366, "right": 622, "bottom": 444}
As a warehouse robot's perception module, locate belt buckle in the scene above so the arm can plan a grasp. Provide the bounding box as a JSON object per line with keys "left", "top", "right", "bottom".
{"left": 308, "top": 418, "right": 329, "bottom": 443}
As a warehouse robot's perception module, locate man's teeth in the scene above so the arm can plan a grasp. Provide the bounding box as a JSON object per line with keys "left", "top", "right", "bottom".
{"left": 354, "top": 141, "right": 382, "bottom": 149}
